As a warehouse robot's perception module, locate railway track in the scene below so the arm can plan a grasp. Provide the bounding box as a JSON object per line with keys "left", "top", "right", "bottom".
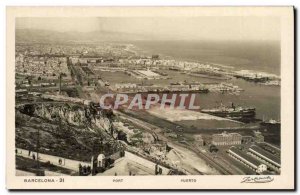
{"left": 115, "top": 110, "right": 232, "bottom": 175}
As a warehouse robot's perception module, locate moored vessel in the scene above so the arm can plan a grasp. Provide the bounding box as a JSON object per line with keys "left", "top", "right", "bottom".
{"left": 200, "top": 103, "right": 256, "bottom": 120}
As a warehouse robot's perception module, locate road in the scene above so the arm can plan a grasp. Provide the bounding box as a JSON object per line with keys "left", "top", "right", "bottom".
{"left": 16, "top": 148, "right": 91, "bottom": 171}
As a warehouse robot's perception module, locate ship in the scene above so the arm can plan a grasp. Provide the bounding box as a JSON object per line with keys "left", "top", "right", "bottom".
{"left": 260, "top": 119, "right": 280, "bottom": 128}
{"left": 200, "top": 103, "right": 256, "bottom": 120}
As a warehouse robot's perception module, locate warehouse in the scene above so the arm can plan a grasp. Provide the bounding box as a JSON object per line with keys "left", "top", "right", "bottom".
{"left": 248, "top": 145, "right": 281, "bottom": 173}
{"left": 228, "top": 146, "right": 267, "bottom": 174}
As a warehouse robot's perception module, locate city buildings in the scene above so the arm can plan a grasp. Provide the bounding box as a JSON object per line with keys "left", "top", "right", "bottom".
{"left": 97, "top": 151, "right": 171, "bottom": 176}
{"left": 212, "top": 132, "right": 242, "bottom": 146}
{"left": 254, "top": 131, "right": 265, "bottom": 143}
{"left": 194, "top": 134, "right": 205, "bottom": 147}
{"left": 14, "top": 41, "right": 281, "bottom": 177}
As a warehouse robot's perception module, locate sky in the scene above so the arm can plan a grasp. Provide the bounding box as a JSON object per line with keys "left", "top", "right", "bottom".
{"left": 16, "top": 17, "right": 280, "bottom": 41}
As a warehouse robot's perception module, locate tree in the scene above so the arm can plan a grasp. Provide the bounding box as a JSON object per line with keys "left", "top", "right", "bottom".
{"left": 209, "top": 144, "right": 218, "bottom": 153}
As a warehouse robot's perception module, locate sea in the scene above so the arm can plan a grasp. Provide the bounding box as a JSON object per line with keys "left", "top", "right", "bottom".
{"left": 131, "top": 40, "right": 281, "bottom": 121}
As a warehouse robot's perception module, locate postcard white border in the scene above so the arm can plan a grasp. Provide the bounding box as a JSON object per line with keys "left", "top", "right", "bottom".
{"left": 6, "top": 6, "right": 295, "bottom": 190}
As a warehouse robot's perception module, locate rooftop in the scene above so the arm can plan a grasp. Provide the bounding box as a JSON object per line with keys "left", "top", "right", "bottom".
{"left": 229, "top": 147, "right": 263, "bottom": 167}
{"left": 97, "top": 157, "right": 155, "bottom": 176}
{"left": 249, "top": 145, "right": 280, "bottom": 166}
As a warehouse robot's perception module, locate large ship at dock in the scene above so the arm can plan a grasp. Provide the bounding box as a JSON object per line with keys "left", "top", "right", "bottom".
{"left": 200, "top": 103, "right": 256, "bottom": 121}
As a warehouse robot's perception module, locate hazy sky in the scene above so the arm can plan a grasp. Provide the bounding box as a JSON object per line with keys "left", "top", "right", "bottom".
{"left": 16, "top": 17, "right": 280, "bottom": 41}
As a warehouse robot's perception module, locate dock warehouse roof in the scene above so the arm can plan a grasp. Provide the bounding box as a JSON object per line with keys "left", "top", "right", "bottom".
{"left": 249, "top": 145, "right": 281, "bottom": 167}
{"left": 228, "top": 146, "right": 263, "bottom": 169}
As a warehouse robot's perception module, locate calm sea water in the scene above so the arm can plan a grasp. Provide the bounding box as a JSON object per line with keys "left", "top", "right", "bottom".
{"left": 132, "top": 40, "right": 281, "bottom": 75}
{"left": 131, "top": 40, "right": 281, "bottom": 121}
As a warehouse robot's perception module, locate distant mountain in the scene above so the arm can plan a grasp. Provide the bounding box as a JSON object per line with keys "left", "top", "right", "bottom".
{"left": 16, "top": 29, "right": 154, "bottom": 43}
